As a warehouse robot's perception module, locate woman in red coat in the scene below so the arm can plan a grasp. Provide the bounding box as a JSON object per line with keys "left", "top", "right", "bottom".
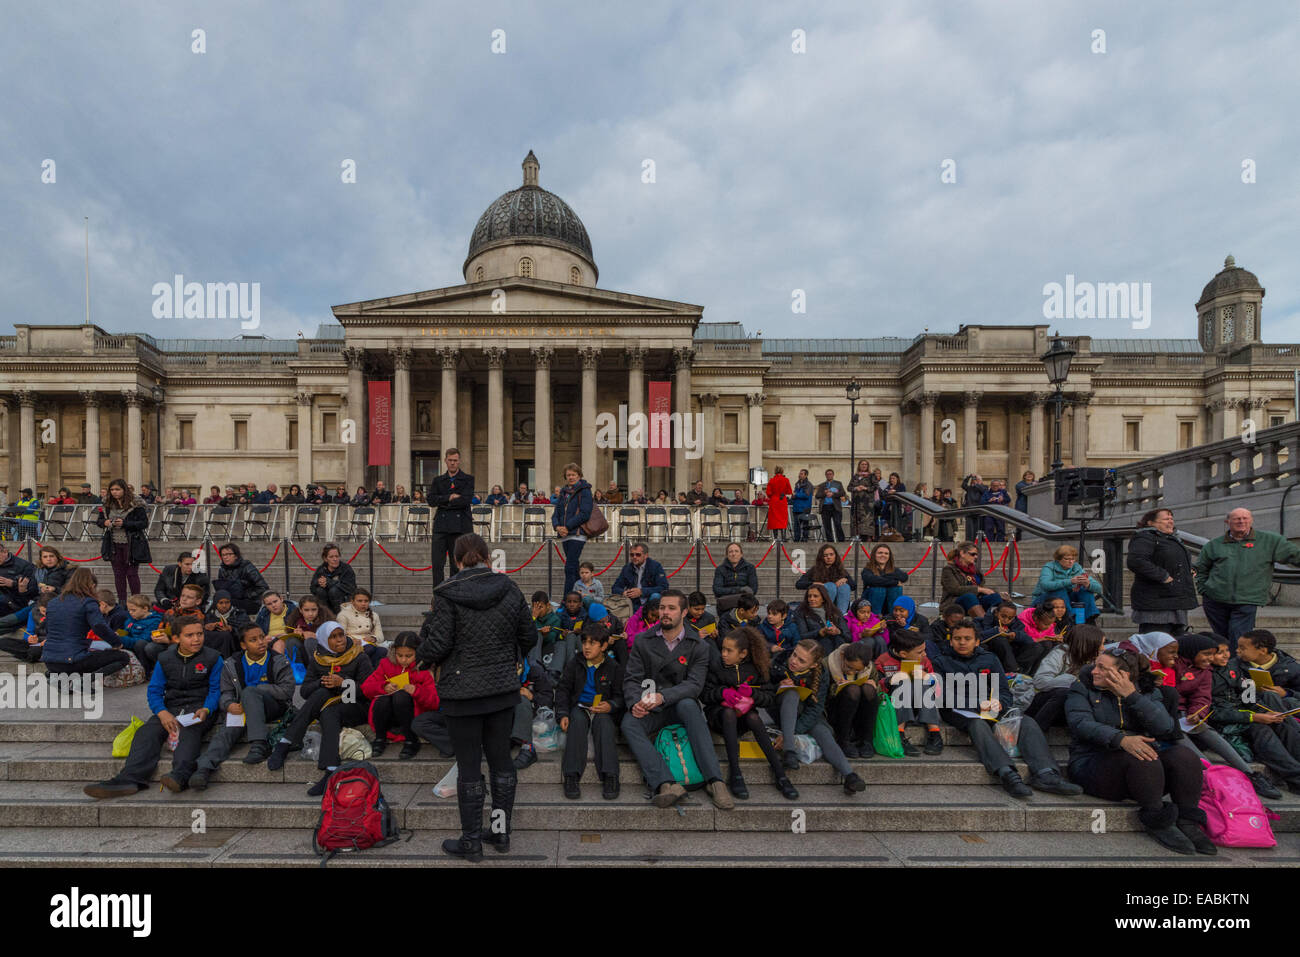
{"left": 361, "top": 632, "right": 440, "bottom": 758}
{"left": 766, "top": 466, "right": 793, "bottom": 540}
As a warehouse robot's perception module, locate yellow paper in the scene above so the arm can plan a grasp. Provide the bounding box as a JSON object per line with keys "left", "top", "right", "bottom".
{"left": 737, "top": 741, "right": 766, "bottom": 759}
{"left": 698, "top": 622, "right": 718, "bottom": 637}
{"left": 900, "top": 660, "right": 920, "bottom": 675}
{"left": 779, "top": 684, "right": 814, "bottom": 701}
{"left": 1249, "top": 668, "right": 1276, "bottom": 690}
{"left": 388, "top": 670, "right": 410, "bottom": 689}
{"left": 591, "top": 693, "right": 603, "bottom": 709}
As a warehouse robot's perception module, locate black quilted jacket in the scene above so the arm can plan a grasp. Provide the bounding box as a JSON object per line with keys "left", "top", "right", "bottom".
{"left": 418, "top": 566, "right": 537, "bottom": 702}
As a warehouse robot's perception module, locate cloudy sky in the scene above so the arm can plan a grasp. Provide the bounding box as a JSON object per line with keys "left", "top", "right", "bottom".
{"left": 3, "top": 1, "right": 1298, "bottom": 344}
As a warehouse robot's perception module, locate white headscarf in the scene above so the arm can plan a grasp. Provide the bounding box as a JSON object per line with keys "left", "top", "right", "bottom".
{"left": 314, "top": 620, "right": 345, "bottom": 652}
{"left": 1106, "top": 631, "right": 1175, "bottom": 659}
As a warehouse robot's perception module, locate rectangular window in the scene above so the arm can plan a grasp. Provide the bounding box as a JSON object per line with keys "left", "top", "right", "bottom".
{"left": 872, "top": 420, "right": 888, "bottom": 450}
{"left": 1124, "top": 420, "right": 1140, "bottom": 452}
{"left": 287, "top": 417, "right": 298, "bottom": 451}
{"left": 1271, "top": 415, "right": 1285, "bottom": 429}
{"left": 762, "top": 420, "right": 777, "bottom": 451}
{"left": 233, "top": 419, "right": 248, "bottom": 450}
{"left": 817, "top": 421, "right": 832, "bottom": 451}
{"left": 723, "top": 413, "right": 739, "bottom": 445}
{"left": 1178, "top": 421, "right": 1194, "bottom": 449}
{"left": 178, "top": 419, "right": 195, "bottom": 450}
{"left": 322, "top": 412, "right": 338, "bottom": 444}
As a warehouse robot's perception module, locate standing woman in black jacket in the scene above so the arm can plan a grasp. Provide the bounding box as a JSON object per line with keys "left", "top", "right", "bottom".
{"left": 418, "top": 533, "right": 538, "bottom": 862}
{"left": 97, "top": 478, "right": 152, "bottom": 603}
{"left": 1125, "top": 508, "right": 1197, "bottom": 637}
{"left": 310, "top": 543, "right": 357, "bottom": 616}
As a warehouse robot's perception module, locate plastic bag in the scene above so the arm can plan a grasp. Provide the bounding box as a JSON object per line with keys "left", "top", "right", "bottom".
{"left": 301, "top": 728, "right": 322, "bottom": 762}
{"left": 287, "top": 647, "right": 306, "bottom": 685}
{"left": 433, "top": 764, "right": 458, "bottom": 798}
{"left": 872, "top": 693, "right": 906, "bottom": 759}
{"left": 532, "top": 707, "right": 564, "bottom": 752}
{"left": 112, "top": 716, "right": 144, "bottom": 758}
{"left": 994, "top": 708, "right": 1022, "bottom": 758}
{"left": 790, "top": 733, "right": 822, "bottom": 765}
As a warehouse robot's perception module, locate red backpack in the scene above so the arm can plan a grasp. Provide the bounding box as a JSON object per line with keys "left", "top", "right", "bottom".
{"left": 312, "top": 761, "right": 405, "bottom": 864}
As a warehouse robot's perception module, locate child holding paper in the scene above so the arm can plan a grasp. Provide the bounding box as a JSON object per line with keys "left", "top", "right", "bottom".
{"left": 555, "top": 623, "right": 624, "bottom": 800}
{"left": 1170, "top": 632, "right": 1263, "bottom": 784}
{"left": 1236, "top": 629, "right": 1300, "bottom": 698}
{"left": 1208, "top": 636, "right": 1300, "bottom": 796}
{"left": 361, "top": 631, "right": 439, "bottom": 759}
{"left": 84, "top": 615, "right": 222, "bottom": 797}
{"left": 771, "top": 639, "right": 865, "bottom": 794}
{"left": 825, "top": 641, "right": 881, "bottom": 759}
{"left": 874, "top": 628, "right": 944, "bottom": 755}
{"left": 703, "top": 626, "right": 796, "bottom": 800}
{"left": 190, "top": 623, "right": 295, "bottom": 787}
{"left": 123, "top": 594, "right": 167, "bottom": 676}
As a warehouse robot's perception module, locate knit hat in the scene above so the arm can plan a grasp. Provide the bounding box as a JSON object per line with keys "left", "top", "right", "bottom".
{"left": 1176, "top": 633, "right": 1219, "bottom": 661}
{"left": 588, "top": 603, "right": 608, "bottom": 621}
{"left": 213, "top": 589, "right": 232, "bottom": 602}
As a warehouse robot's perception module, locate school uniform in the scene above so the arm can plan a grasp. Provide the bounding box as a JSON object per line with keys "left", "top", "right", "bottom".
{"left": 554, "top": 649, "right": 624, "bottom": 779}
{"left": 196, "top": 648, "right": 295, "bottom": 773}
{"left": 118, "top": 645, "right": 223, "bottom": 788}
{"left": 874, "top": 650, "right": 941, "bottom": 726}
{"left": 769, "top": 652, "right": 853, "bottom": 776}
{"left": 759, "top": 617, "right": 800, "bottom": 654}
{"left": 702, "top": 656, "right": 784, "bottom": 780}
{"left": 279, "top": 637, "right": 375, "bottom": 770}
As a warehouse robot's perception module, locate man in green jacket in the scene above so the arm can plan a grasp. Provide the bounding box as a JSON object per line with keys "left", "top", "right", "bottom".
{"left": 1194, "top": 508, "right": 1300, "bottom": 647}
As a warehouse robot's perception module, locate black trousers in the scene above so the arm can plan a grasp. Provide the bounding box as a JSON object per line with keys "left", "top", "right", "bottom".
{"left": 0, "top": 636, "right": 42, "bottom": 662}
{"left": 46, "top": 648, "right": 130, "bottom": 676}
{"left": 204, "top": 628, "right": 236, "bottom": 659}
{"left": 827, "top": 683, "right": 880, "bottom": 745}
{"left": 1024, "top": 686, "right": 1070, "bottom": 728}
{"left": 411, "top": 711, "right": 455, "bottom": 756}
{"left": 445, "top": 705, "right": 516, "bottom": 781}
{"left": 1070, "top": 745, "right": 1203, "bottom": 812}
{"left": 943, "top": 710, "right": 1057, "bottom": 778}
{"left": 709, "top": 705, "right": 784, "bottom": 778}
{"left": 561, "top": 708, "right": 619, "bottom": 778}
{"left": 120, "top": 712, "right": 217, "bottom": 786}
{"left": 431, "top": 532, "right": 462, "bottom": 588}
{"left": 371, "top": 692, "right": 417, "bottom": 741}
{"left": 821, "top": 508, "right": 844, "bottom": 542}
{"left": 983, "top": 634, "right": 1019, "bottom": 672}
{"left": 1138, "top": 622, "right": 1188, "bottom": 637}
{"left": 283, "top": 687, "right": 369, "bottom": 770}
{"left": 134, "top": 640, "right": 169, "bottom": 678}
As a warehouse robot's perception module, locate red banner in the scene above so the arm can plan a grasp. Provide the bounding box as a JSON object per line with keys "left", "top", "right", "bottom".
{"left": 368, "top": 380, "right": 392, "bottom": 467}
{"left": 648, "top": 380, "right": 671, "bottom": 468}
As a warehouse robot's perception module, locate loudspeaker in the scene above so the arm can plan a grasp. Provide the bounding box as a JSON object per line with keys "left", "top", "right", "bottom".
{"left": 1054, "top": 467, "right": 1108, "bottom": 504}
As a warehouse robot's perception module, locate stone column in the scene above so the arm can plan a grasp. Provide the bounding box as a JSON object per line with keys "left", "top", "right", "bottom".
{"left": 485, "top": 347, "right": 507, "bottom": 491}
{"left": 532, "top": 347, "right": 554, "bottom": 493}
{"left": 82, "top": 391, "right": 101, "bottom": 493}
{"left": 343, "top": 347, "right": 366, "bottom": 490}
{"left": 296, "top": 391, "right": 313, "bottom": 488}
{"left": 46, "top": 398, "right": 64, "bottom": 493}
{"left": 625, "top": 347, "right": 646, "bottom": 496}
{"left": 123, "top": 390, "right": 144, "bottom": 491}
{"left": 918, "top": 393, "right": 938, "bottom": 493}
{"left": 390, "top": 348, "right": 412, "bottom": 491}
{"left": 699, "top": 393, "right": 719, "bottom": 491}
{"left": 440, "top": 347, "right": 459, "bottom": 457}
{"left": 1071, "top": 392, "right": 1092, "bottom": 466}
{"left": 746, "top": 392, "right": 765, "bottom": 482}
{"left": 1028, "top": 392, "right": 1048, "bottom": 479}
{"left": 16, "top": 390, "right": 37, "bottom": 492}
{"left": 579, "top": 347, "right": 600, "bottom": 483}
{"left": 962, "top": 391, "right": 981, "bottom": 478}
{"left": 673, "top": 348, "right": 694, "bottom": 490}
{"left": 900, "top": 399, "right": 917, "bottom": 490}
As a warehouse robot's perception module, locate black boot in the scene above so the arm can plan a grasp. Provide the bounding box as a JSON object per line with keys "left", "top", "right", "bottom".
{"left": 1175, "top": 805, "right": 1218, "bottom": 856}
{"left": 482, "top": 769, "right": 517, "bottom": 854}
{"left": 1138, "top": 803, "right": 1196, "bottom": 855}
{"left": 442, "top": 776, "right": 485, "bottom": 862}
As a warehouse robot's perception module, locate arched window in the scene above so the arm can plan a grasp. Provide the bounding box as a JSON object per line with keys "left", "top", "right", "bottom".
{"left": 474, "top": 266, "right": 484, "bottom": 282}
{"left": 570, "top": 265, "right": 582, "bottom": 285}
{"left": 518, "top": 257, "right": 533, "bottom": 278}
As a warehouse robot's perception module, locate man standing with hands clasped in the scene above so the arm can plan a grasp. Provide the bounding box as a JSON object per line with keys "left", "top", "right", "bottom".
{"left": 620, "top": 589, "right": 734, "bottom": 810}
{"left": 430, "top": 448, "right": 475, "bottom": 587}
{"left": 1195, "top": 507, "right": 1300, "bottom": 648}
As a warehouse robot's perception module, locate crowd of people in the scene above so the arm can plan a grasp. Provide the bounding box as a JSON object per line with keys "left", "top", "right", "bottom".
{"left": 3, "top": 463, "right": 1299, "bottom": 860}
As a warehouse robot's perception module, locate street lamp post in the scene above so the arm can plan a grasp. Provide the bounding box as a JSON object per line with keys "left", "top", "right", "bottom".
{"left": 846, "top": 378, "right": 861, "bottom": 477}
{"left": 1039, "top": 337, "right": 1075, "bottom": 478}
{"left": 150, "top": 385, "right": 164, "bottom": 493}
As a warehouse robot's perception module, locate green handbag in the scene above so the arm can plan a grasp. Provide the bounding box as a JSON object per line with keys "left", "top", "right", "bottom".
{"left": 872, "top": 693, "right": 906, "bottom": 759}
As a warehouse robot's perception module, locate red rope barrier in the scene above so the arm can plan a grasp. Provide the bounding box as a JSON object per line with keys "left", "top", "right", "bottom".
{"left": 503, "top": 541, "right": 549, "bottom": 574}
{"left": 841, "top": 543, "right": 853, "bottom": 562}
{"left": 752, "top": 541, "right": 776, "bottom": 567}
{"left": 30, "top": 541, "right": 99, "bottom": 563}
{"left": 147, "top": 563, "right": 163, "bottom": 574}
{"left": 937, "top": 543, "right": 950, "bottom": 561}
{"left": 701, "top": 543, "right": 718, "bottom": 568}
{"left": 374, "top": 539, "right": 433, "bottom": 572}
{"left": 258, "top": 542, "right": 281, "bottom": 573}
{"left": 904, "top": 541, "right": 933, "bottom": 576}
{"left": 987, "top": 543, "right": 1011, "bottom": 575}
{"left": 1009, "top": 538, "right": 1022, "bottom": 584}
{"left": 593, "top": 544, "right": 624, "bottom": 577}
{"left": 665, "top": 545, "right": 695, "bottom": 578}
{"left": 347, "top": 542, "right": 366, "bottom": 564}
{"left": 289, "top": 541, "right": 319, "bottom": 571}
{"left": 13, "top": 542, "right": 24, "bottom": 557}
{"left": 779, "top": 543, "right": 804, "bottom": 573}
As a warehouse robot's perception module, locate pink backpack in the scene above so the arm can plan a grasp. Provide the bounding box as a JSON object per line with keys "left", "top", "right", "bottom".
{"left": 1198, "top": 760, "right": 1279, "bottom": 847}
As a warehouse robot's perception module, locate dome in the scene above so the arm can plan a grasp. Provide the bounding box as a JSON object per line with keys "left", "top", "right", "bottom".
{"left": 1196, "top": 254, "right": 1263, "bottom": 306}
{"left": 465, "top": 151, "right": 594, "bottom": 268}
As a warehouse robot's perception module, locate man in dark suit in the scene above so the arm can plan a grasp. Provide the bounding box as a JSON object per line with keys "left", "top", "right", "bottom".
{"left": 620, "top": 590, "right": 733, "bottom": 810}
{"left": 611, "top": 542, "right": 669, "bottom": 613}
{"left": 429, "top": 448, "right": 474, "bottom": 586}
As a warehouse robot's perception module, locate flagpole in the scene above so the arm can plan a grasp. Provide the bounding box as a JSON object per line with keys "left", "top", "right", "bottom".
{"left": 84, "top": 217, "right": 91, "bottom": 326}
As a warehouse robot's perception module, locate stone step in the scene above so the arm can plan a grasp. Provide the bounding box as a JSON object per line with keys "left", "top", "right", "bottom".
{"left": 2, "top": 826, "right": 1290, "bottom": 867}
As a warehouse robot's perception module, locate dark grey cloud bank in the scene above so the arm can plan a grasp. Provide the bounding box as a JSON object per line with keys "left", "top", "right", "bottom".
{"left": 2, "top": 0, "right": 1297, "bottom": 342}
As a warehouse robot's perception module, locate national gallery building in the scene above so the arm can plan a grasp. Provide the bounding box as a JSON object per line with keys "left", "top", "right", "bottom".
{"left": 3, "top": 153, "right": 1298, "bottom": 500}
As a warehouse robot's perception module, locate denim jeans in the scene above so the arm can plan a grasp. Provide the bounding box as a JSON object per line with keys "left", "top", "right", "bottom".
{"left": 1041, "top": 587, "right": 1098, "bottom": 620}
{"left": 1201, "top": 597, "right": 1258, "bottom": 648}
{"left": 864, "top": 585, "right": 902, "bottom": 615}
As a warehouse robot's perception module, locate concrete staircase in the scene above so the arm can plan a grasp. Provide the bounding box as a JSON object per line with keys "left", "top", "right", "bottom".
{"left": 3, "top": 537, "right": 1299, "bottom": 866}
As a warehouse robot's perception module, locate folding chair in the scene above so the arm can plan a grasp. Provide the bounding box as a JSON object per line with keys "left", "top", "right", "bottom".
{"left": 644, "top": 506, "right": 668, "bottom": 543}
{"left": 522, "top": 506, "right": 549, "bottom": 542}
{"left": 404, "top": 506, "right": 431, "bottom": 541}
{"left": 471, "top": 506, "right": 494, "bottom": 539}
{"left": 243, "top": 504, "right": 275, "bottom": 541}
{"left": 667, "top": 506, "right": 693, "bottom": 542}
{"left": 205, "top": 506, "right": 235, "bottom": 540}
{"left": 159, "top": 507, "right": 192, "bottom": 542}
{"left": 726, "top": 506, "right": 751, "bottom": 542}
{"left": 698, "top": 506, "right": 724, "bottom": 542}
{"left": 347, "top": 506, "right": 376, "bottom": 540}
{"left": 292, "top": 506, "right": 321, "bottom": 542}
{"left": 618, "top": 507, "right": 645, "bottom": 541}
{"left": 44, "top": 505, "right": 76, "bottom": 541}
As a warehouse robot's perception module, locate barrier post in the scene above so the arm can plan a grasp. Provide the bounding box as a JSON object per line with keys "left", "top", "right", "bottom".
{"left": 775, "top": 540, "right": 782, "bottom": 599}
{"left": 368, "top": 528, "right": 375, "bottom": 597}
{"left": 547, "top": 537, "right": 554, "bottom": 597}
{"left": 694, "top": 538, "right": 701, "bottom": 594}
{"left": 282, "top": 535, "right": 291, "bottom": 596}
{"left": 852, "top": 536, "right": 861, "bottom": 594}
{"left": 929, "top": 534, "right": 939, "bottom": 605}
{"left": 1103, "top": 537, "right": 1124, "bottom": 613}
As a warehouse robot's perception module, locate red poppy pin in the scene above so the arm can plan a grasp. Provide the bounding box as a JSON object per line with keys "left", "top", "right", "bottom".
{"left": 195, "top": 663, "right": 206, "bottom": 673}
{"left": 678, "top": 655, "right": 687, "bottom": 665}
{"left": 1243, "top": 543, "right": 1254, "bottom": 548}
{"left": 979, "top": 669, "right": 990, "bottom": 674}
{"left": 1230, "top": 670, "right": 1237, "bottom": 678}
